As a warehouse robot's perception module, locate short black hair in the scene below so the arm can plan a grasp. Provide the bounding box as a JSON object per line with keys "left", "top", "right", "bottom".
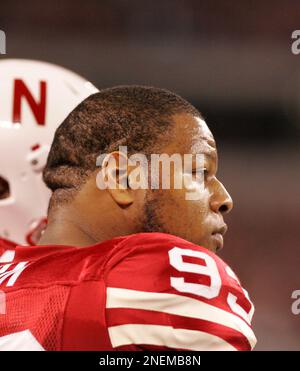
{"left": 43, "top": 85, "right": 201, "bottom": 206}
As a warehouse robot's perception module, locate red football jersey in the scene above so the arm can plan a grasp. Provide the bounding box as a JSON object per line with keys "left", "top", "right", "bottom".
{"left": 0, "top": 232, "right": 257, "bottom": 351}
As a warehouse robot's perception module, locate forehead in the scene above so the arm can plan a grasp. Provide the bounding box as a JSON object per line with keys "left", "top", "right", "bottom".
{"left": 167, "top": 113, "right": 217, "bottom": 159}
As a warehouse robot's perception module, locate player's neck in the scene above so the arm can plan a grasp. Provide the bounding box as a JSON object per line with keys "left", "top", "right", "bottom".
{"left": 38, "top": 209, "right": 97, "bottom": 247}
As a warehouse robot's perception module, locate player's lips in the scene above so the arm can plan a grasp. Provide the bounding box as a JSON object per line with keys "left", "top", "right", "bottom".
{"left": 211, "top": 233, "right": 224, "bottom": 252}
{"left": 211, "top": 224, "right": 228, "bottom": 251}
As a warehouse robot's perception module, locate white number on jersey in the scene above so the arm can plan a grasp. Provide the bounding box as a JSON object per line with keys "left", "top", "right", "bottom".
{"left": 168, "top": 247, "right": 254, "bottom": 324}
{"left": 169, "top": 247, "right": 221, "bottom": 299}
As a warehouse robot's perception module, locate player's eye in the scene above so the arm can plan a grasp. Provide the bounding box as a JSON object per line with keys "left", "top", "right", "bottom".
{"left": 0, "top": 176, "right": 10, "bottom": 200}
{"left": 192, "top": 168, "right": 208, "bottom": 177}
{"left": 191, "top": 168, "right": 209, "bottom": 187}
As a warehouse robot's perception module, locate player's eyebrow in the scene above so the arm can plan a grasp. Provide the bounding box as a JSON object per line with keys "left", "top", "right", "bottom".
{"left": 190, "top": 151, "right": 217, "bottom": 169}
{"left": 207, "top": 139, "right": 216, "bottom": 148}
{"left": 191, "top": 135, "right": 216, "bottom": 149}
{"left": 189, "top": 134, "right": 218, "bottom": 165}
{"left": 191, "top": 146, "right": 217, "bottom": 160}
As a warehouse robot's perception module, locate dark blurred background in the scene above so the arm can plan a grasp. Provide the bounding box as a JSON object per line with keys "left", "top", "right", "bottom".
{"left": 1, "top": 0, "right": 299, "bottom": 350}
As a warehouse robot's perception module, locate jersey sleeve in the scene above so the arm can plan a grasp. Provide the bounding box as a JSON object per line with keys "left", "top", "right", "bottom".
{"left": 104, "top": 233, "right": 257, "bottom": 351}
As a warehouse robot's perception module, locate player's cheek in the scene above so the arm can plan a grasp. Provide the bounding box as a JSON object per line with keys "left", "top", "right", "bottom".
{"left": 181, "top": 170, "right": 209, "bottom": 203}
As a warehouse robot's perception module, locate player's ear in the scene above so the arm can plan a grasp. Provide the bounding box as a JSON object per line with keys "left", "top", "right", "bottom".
{"left": 98, "top": 151, "right": 134, "bottom": 207}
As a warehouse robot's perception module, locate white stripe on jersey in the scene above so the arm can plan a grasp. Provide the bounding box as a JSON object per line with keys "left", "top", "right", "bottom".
{"left": 108, "top": 324, "right": 237, "bottom": 351}
{"left": 0, "top": 250, "right": 15, "bottom": 263}
{"left": 0, "top": 330, "right": 45, "bottom": 351}
{"left": 106, "top": 287, "right": 257, "bottom": 349}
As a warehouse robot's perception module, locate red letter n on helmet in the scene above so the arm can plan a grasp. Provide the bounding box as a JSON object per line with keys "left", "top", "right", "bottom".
{"left": 13, "top": 79, "right": 47, "bottom": 126}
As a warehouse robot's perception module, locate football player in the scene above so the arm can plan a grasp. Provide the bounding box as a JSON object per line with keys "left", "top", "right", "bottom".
{"left": 0, "top": 59, "right": 98, "bottom": 261}
{"left": 0, "top": 86, "right": 257, "bottom": 351}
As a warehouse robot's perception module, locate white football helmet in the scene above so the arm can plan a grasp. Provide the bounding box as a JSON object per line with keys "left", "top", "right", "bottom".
{"left": 0, "top": 59, "right": 98, "bottom": 245}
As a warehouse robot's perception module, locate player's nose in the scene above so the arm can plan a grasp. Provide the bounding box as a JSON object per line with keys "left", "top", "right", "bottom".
{"left": 210, "top": 180, "right": 233, "bottom": 215}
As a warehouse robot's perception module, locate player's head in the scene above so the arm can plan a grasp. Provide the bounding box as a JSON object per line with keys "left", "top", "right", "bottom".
{"left": 0, "top": 59, "right": 98, "bottom": 245}
{"left": 43, "top": 85, "right": 233, "bottom": 252}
